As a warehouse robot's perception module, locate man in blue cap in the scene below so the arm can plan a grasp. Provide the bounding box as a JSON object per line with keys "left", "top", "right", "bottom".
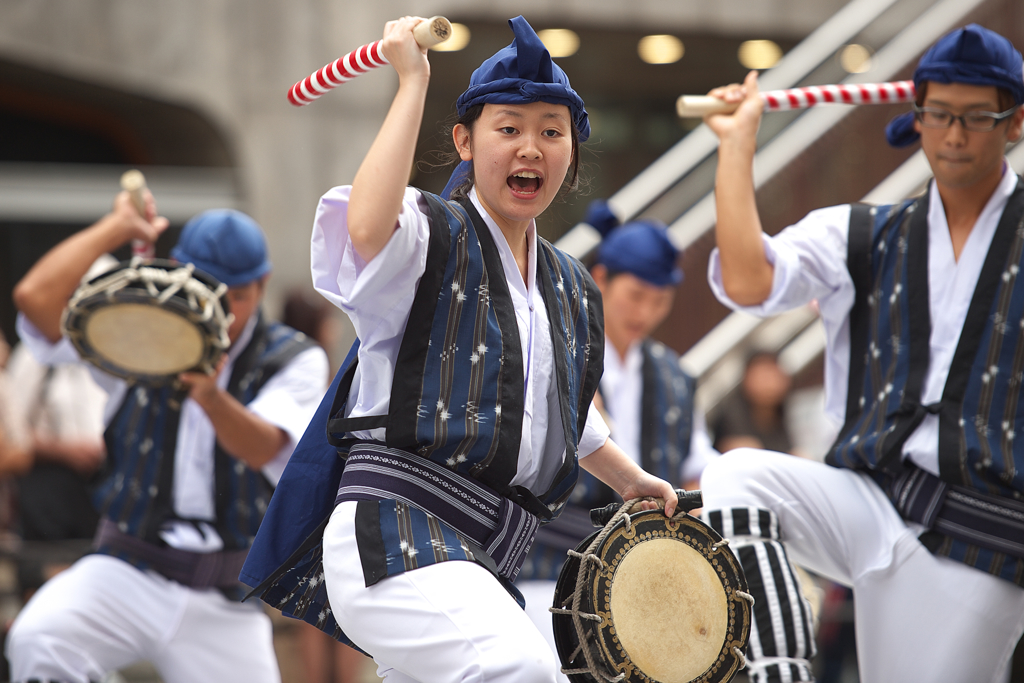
{"left": 702, "top": 24, "right": 1024, "bottom": 682}
{"left": 241, "top": 15, "right": 678, "bottom": 683}
{"left": 8, "top": 190, "right": 328, "bottom": 683}
{"left": 515, "top": 205, "right": 719, "bottom": 678}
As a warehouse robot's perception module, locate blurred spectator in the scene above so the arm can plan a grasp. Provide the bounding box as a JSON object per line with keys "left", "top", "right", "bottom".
{"left": 5, "top": 342, "right": 106, "bottom": 597}
{"left": 0, "top": 332, "right": 32, "bottom": 481}
{"left": 712, "top": 350, "right": 794, "bottom": 454}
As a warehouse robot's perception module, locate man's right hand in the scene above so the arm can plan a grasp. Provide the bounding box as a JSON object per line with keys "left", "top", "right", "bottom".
{"left": 703, "top": 70, "right": 764, "bottom": 150}
{"left": 111, "top": 188, "right": 170, "bottom": 246}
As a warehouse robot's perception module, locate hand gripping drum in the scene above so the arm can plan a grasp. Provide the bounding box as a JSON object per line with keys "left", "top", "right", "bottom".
{"left": 552, "top": 491, "right": 752, "bottom": 683}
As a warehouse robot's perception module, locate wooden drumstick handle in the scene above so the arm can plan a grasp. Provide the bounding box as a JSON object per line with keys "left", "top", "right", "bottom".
{"left": 120, "top": 169, "right": 155, "bottom": 259}
{"left": 412, "top": 16, "right": 453, "bottom": 48}
{"left": 676, "top": 95, "right": 738, "bottom": 118}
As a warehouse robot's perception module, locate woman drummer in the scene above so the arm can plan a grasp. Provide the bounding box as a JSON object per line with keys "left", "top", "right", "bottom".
{"left": 272, "top": 15, "right": 677, "bottom": 682}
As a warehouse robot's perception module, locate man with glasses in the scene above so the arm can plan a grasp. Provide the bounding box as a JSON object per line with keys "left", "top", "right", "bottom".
{"left": 700, "top": 24, "right": 1024, "bottom": 682}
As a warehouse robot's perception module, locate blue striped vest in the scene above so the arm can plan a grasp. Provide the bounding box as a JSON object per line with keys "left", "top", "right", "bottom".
{"left": 242, "top": 192, "right": 604, "bottom": 642}
{"left": 830, "top": 183, "right": 1024, "bottom": 493}
{"left": 95, "top": 313, "right": 314, "bottom": 552}
{"left": 518, "top": 338, "right": 696, "bottom": 582}
{"left": 327, "top": 192, "right": 604, "bottom": 519}
{"left": 829, "top": 183, "right": 1024, "bottom": 583}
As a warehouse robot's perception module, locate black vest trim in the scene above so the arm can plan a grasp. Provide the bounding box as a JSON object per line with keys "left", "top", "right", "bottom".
{"left": 877, "top": 195, "right": 933, "bottom": 473}
{"left": 844, "top": 203, "right": 875, "bottom": 428}
{"left": 939, "top": 184, "right": 1024, "bottom": 484}
{"left": 385, "top": 193, "right": 456, "bottom": 449}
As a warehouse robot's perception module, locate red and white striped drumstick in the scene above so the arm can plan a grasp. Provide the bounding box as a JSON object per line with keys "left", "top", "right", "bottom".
{"left": 676, "top": 80, "right": 916, "bottom": 118}
{"left": 288, "top": 16, "right": 453, "bottom": 107}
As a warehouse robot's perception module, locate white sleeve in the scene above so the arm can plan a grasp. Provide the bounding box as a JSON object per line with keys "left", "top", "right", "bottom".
{"left": 680, "top": 410, "right": 718, "bottom": 483}
{"left": 15, "top": 313, "right": 125, "bottom": 416}
{"left": 577, "top": 401, "right": 611, "bottom": 459}
{"left": 310, "top": 185, "right": 431, "bottom": 341}
{"left": 248, "top": 346, "right": 331, "bottom": 485}
{"left": 707, "top": 204, "right": 854, "bottom": 317}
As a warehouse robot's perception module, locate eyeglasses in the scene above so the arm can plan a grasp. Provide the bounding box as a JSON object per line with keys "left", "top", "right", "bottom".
{"left": 913, "top": 104, "right": 1020, "bottom": 132}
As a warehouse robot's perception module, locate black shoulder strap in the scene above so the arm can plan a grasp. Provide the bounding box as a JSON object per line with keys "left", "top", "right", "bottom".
{"left": 843, "top": 202, "right": 876, "bottom": 427}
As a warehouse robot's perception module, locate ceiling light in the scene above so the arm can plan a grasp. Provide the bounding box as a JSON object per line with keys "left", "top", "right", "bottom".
{"left": 839, "top": 44, "right": 873, "bottom": 73}
{"left": 738, "top": 40, "right": 782, "bottom": 70}
{"left": 537, "top": 29, "right": 580, "bottom": 58}
{"left": 430, "top": 23, "right": 471, "bottom": 52}
{"left": 638, "top": 35, "right": 684, "bottom": 65}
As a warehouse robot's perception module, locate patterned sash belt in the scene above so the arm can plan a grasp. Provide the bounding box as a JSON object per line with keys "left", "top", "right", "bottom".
{"left": 93, "top": 517, "right": 249, "bottom": 589}
{"left": 888, "top": 466, "right": 1024, "bottom": 560}
{"left": 335, "top": 443, "right": 540, "bottom": 581}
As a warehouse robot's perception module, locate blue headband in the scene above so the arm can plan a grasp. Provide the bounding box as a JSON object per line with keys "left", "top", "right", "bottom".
{"left": 170, "top": 209, "right": 271, "bottom": 287}
{"left": 587, "top": 201, "right": 682, "bottom": 287}
{"left": 886, "top": 24, "right": 1024, "bottom": 147}
{"left": 442, "top": 16, "right": 590, "bottom": 200}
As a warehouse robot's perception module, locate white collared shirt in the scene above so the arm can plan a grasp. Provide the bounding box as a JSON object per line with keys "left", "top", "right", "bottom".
{"left": 601, "top": 339, "right": 717, "bottom": 483}
{"left": 311, "top": 186, "right": 610, "bottom": 494}
{"left": 17, "top": 310, "right": 329, "bottom": 550}
{"left": 708, "top": 165, "right": 1019, "bottom": 475}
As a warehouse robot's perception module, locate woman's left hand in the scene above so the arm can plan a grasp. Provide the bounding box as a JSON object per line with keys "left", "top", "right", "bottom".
{"left": 619, "top": 471, "right": 678, "bottom": 517}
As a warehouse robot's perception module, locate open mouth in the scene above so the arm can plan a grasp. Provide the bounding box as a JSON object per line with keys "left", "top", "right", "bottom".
{"left": 507, "top": 171, "right": 543, "bottom": 197}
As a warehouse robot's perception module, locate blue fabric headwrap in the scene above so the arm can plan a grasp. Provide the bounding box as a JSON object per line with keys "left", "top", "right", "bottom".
{"left": 886, "top": 24, "right": 1024, "bottom": 147}
{"left": 441, "top": 16, "right": 590, "bottom": 200}
{"left": 170, "top": 209, "right": 272, "bottom": 287}
{"left": 594, "top": 210, "right": 683, "bottom": 288}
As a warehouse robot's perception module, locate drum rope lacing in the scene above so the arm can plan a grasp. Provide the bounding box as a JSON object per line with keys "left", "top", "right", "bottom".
{"left": 67, "top": 259, "right": 232, "bottom": 350}
{"left": 549, "top": 498, "right": 752, "bottom": 681}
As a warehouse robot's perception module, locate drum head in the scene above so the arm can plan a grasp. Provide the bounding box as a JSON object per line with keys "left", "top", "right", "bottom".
{"left": 63, "top": 259, "right": 230, "bottom": 385}
{"left": 610, "top": 537, "right": 728, "bottom": 682}
{"left": 85, "top": 303, "right": 206, "bottom": 375}
{"left": 552, "top": 510, "right": 750, "bottom": 683}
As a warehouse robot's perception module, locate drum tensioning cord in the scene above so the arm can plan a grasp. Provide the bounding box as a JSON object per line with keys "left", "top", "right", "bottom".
{"left": 550, "top": 496, "right": 754, "bottom": 682}
{"left": 66, "top": 260, "right": 231, "bottom": 347}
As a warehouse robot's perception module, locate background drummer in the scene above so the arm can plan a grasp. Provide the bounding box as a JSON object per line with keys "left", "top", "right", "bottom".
{"left": 6, "top": 188, "right": 328, "bottom": 683}
{"left": 516, "top": 203, "right": 718, "bottom": 679}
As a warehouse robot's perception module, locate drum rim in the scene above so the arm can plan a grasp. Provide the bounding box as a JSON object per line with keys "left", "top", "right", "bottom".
{"left": 62, "top": 258, "right": 231, "bottom": 385}
{"left": 552, "top": 510, "right": 751, "bottom": 683}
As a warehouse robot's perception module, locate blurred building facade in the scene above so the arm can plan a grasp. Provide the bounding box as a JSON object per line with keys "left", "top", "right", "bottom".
{"left": 0, "top": 0, "right": 847, "bottom": 345}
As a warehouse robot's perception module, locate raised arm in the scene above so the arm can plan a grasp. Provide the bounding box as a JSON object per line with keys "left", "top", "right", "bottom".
{"left": 13, "top": 190, "right": 168, "bottom": 342}
{"left": 346, "top": 17, "right": 432, "bottom": 263}
{"left": 704, "top": 71, "right": 775, "bottom": 306}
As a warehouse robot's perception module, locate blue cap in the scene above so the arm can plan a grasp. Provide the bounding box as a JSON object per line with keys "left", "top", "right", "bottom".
{"left": 595, "top": 219, "right": 683, "bottom": 287}
{"left": 442, "top": 16, "right": 590, "bottom": 200}
{"left": 886, "top": 24, "right": 1024, "bottom": 147}
{"left": 170, "top": 209, "right": 271, "bottom": 287}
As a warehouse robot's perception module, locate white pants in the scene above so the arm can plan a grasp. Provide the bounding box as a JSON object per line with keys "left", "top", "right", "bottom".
{"left": 322, "top": 501, "right": 558, "bottom": 683}
{"left": 701, "top": 449, "right": 1024, "bottom": 683}
{"left": 517, "top": 580, "right": 569, "bottom": 683}
{"left": 6, "top": 554, "right": 280, "bottom": 683}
